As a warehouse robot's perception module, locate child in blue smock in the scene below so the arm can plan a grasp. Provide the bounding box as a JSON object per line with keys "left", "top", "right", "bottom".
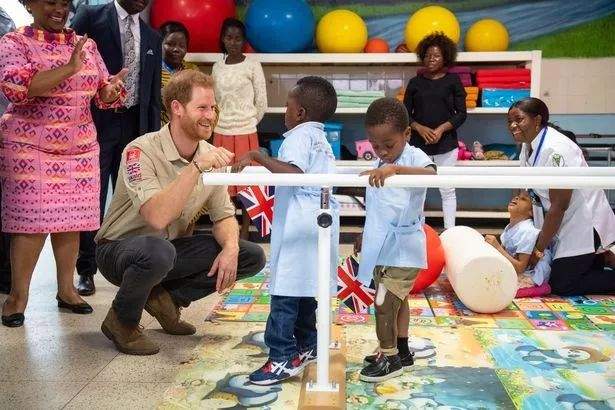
{"left": 235, "top": 76, "right": 339, "bottom": 385}
{"left": 355, "top": 98, "right": 436, "bottom": 383}
{"left": 485, "top": 190, "right": 553, "bottom": 298}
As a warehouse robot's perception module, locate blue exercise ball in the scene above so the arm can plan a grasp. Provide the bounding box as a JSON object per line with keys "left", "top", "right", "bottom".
{"left": 245, "top": 0, "right": 315, "bottom": 53}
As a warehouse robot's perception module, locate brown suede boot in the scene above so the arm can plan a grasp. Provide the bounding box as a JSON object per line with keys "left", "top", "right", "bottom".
{"left": 101, "top": 307, "right": 159, "bottom": 355}
{"left": 144, "top": 285, "right": 196, "bottom": 335}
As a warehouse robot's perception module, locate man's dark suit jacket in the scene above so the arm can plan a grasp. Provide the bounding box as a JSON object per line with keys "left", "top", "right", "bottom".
{"left": 71, "top": 2, "right": 162, "bottom": 134}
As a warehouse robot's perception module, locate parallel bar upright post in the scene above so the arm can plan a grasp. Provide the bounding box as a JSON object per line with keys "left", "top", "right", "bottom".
{"left": 307, "top": 186, "right": 338, "bottom": 392}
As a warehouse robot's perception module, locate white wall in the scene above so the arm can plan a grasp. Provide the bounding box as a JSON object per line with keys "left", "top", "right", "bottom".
{"left": 541, "top": 58, "right": 615, "bottom": 114}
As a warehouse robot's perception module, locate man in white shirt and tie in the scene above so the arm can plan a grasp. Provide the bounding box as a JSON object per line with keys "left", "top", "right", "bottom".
{"left": 72, "top": 0, "right": 162, "bottom": 296}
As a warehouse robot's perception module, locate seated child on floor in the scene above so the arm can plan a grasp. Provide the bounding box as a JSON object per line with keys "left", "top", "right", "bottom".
{"left": 234, "top": 76, "right": 339, "bottom": 385}
{"left": 355, "top": 98, "right": 436, "bottom": 383}
{"left": 485, "top": 191, "right": 553, "bottom": 298}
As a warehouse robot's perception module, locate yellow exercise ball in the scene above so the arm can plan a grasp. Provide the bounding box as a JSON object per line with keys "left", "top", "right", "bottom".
{"left": 316, "top": 9, "right": 368, "bottom": 53}
{"left": 465, "top": 19, "right": 509, "bottom": 51}
{"left": 404, "top": 6, "right": 460, "bottom": 52}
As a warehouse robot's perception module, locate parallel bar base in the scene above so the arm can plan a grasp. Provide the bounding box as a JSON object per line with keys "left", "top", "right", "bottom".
{"left": 305, "top": 382, "right": 339, "bottom": 393}
{"left": 299, "top": 325, "right": 346, "bottom": 409}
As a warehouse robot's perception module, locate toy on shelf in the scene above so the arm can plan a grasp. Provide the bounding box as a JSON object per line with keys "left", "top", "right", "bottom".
{"left": 476, "top": 68, "right": 531, "bottom": 89}
{"left": 364, "top": 38, "right": 390, "bottom": 53}
{"left": 465, "top": 86, "right": 479, "bottom": 108}
{"left": 355, "top": 139, "right": 377, "bottom": 161}
{"left": 150, "top": 0, "right": 235, "bottom": 52}
{"left": 395, "top": 43, "right": 410, "bottom": 53}
{"left": 457, "top": 141, "right": 473, "bottom": 160}
{"left": 316, "top": 10, "right": 368, "bottom": 53}
{"left": 465, "top": 19, "right": 509, "bottom": 52}
{"left": 244, "top": 0, "right": 315, "bottom": 53}
{"left": 472, "top": 141, "right": 485, "bottom": 160}
{"left": 404, "top": 5, "right": 460, "bottom": 51}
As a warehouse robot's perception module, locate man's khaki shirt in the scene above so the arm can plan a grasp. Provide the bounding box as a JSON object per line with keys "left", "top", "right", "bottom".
{"left": 95, "top": 124, "right": 235, "bottom": 242}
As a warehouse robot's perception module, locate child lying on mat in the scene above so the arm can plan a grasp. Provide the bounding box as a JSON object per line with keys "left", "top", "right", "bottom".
{"left": 484, "top": 191, "right": 553, "bottom": 298}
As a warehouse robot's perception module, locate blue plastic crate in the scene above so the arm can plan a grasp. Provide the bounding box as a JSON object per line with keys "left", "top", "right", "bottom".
{"left": 270, "top": 122, "right": 343, "bottom": 159}
{"left": 324, "top": 122, "right": 342, "bottom": 159}
{"left": 269, "top": 138, "right": 283, "bottom": 157}
{"left": 481, "top": 88, "right": 530, "bottom": 108}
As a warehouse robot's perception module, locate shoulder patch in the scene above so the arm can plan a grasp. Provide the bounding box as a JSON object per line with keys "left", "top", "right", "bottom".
{"left": 550, "top": 153, "right": 565, "bottom": 167}
{"left": 126, "top": 148, "right": 141, "bottom": 163}
{"left": 125, "top": 148, "right": 142, "bottom": 183}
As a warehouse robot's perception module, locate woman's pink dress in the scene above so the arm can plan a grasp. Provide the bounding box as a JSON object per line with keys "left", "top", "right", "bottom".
{"left": 0, "top": 27, "right": 122, "bottom": 233}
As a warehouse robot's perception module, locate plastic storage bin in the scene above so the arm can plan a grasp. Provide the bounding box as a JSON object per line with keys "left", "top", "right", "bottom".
{"left": 324, "top": 122, "right": 342, "bottom": 159}
{"left": 269, "top": 138, "right": 283, "bottom": 157}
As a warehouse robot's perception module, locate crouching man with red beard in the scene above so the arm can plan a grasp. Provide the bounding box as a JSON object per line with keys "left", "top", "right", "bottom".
{"left": 95, "top": 70, "right": 265, "bottom": 355}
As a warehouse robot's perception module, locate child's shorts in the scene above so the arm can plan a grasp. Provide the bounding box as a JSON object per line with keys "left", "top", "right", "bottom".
{"left": 374, "top": 266, "right": 420, "bottom": 300}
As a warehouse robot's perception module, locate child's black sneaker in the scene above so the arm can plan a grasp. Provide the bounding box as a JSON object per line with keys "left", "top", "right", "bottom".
{"left": 359, "top": 353, "right": 403, "bottom": 382}
{"left": 249, "top": 356, "right": 304, "bottom": 385}
{"left": 363, "top": 351, "right": 414, "bottom": 370}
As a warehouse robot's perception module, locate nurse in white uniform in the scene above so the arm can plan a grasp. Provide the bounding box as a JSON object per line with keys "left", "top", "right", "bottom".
{"left": 508, "top": 97, "right": 615, "bottom": 296}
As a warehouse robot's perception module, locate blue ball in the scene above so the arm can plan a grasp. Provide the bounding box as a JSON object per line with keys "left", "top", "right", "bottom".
{"left": 245, "top": 0, "right": 315, "bottom": 53}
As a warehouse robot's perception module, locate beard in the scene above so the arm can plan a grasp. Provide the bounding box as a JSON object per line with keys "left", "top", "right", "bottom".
{"left": 180, "top": 115, "right": 213, "bottom": 142}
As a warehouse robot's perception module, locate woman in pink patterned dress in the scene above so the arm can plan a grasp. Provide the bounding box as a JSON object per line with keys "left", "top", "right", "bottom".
{"left": 0, "top": 0, "right": 126, "bottom": 327}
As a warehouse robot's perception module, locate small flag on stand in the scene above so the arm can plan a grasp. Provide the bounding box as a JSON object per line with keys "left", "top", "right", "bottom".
{"left": 237, "top": 186, "right": 275, "bottom": 237}
{"left": 337, "top": 254, "right": 375, "bottom": 313}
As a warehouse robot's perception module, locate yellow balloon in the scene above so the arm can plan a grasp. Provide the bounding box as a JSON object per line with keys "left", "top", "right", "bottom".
{"left": 316, "top": 9, "right": 368, "bottom": 53}
{"left": 465, "top": 19, "right": 509, "bottom": 51}
{"left": 404, "top": 6, "right": 460, "bottom": 52}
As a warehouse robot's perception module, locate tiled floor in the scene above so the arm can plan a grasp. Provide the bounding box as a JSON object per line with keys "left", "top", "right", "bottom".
{"left": 0, "top": 237, "right": 233, "bottom": 410}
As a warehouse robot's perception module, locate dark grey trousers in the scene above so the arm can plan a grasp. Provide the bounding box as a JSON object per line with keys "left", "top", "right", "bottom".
{"left": 96, "top": 234, "right": 266, "bottom": 325}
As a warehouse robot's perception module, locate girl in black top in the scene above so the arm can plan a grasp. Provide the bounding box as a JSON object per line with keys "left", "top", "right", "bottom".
{"left": 403, "top": 32, "right": 466, "bottom": 229}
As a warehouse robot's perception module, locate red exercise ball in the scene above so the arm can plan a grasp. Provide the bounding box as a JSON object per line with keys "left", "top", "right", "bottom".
{"left": 243, "top": 42, "right": 255, "bottom": 54}
{"left": 410, "top": 225, "right": 445, "bottom": 294}
{"left": 364, "top": 38, "right": 390, "bottom": 53}
{"left": 150, "top": 0, "right": 236, "bottom": 52}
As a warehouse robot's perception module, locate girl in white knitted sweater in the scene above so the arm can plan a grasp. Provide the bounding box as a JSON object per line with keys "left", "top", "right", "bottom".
{"left": 212, "top": 18, "right": 267, "bottom": 199}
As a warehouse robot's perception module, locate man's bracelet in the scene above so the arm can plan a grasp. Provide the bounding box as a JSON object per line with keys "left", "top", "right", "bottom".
{"left": 193, "top": 161, "right": 212, "bottom": 173}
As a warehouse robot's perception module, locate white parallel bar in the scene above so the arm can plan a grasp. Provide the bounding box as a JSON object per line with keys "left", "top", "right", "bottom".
{"left": 203, "top": 173, "right": 615, "bottom": 189}
{"left": 234, "top": 166, "right": 615, "bottom": 177}
{"left": 314, "top": 209, "right": 332, "bottom": 391}
{"left": 336, "top": 166, "right": 615, "bottom": 176}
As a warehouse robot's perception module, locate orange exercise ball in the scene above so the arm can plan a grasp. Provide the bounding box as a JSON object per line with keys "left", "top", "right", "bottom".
{"left": 364, "top": 38, "right": 390, "bottom": 53}
{"left": 410, "top": 225, "right": 445, "bottom": 294}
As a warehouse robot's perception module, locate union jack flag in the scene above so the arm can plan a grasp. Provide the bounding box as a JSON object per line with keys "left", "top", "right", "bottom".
{"left": 237, "top": 186, "right": 275, "bottom": 237}
{"left": 337, "top": 254, "right": 375, "bottom": 313}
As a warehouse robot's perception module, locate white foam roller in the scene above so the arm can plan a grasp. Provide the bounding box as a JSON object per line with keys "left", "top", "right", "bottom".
{"left": 440, "top": 226, "right": 517, "bottom": 313}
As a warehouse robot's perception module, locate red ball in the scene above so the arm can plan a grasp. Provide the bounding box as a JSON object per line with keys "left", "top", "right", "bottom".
{"left": 395, "top": 42, "right": 410, "bottom": 53}
{"left": 364, "top": 38, "right": 389, "bottom": 53}
{"left": 150, "top": 0, "right": 236, "bottom": 52}
{"left": 410, "top": 225, "right": 445, "bottom": 294}
{"left": 243, "top": 42, "right": 255, "bottom": 54}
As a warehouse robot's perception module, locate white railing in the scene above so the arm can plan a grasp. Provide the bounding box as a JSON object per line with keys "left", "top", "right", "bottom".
{"left": 239, "top": 165, "right": 615, "bottom": 177}
{"left": 206, "top": 172, "right": 615, "bottom": 190}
